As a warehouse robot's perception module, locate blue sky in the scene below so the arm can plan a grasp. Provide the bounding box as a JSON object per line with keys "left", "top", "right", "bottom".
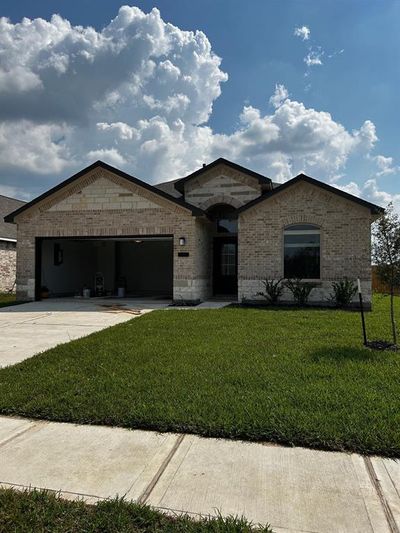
{"left": 0, "top": 0, "right": 399, "bottom": 208}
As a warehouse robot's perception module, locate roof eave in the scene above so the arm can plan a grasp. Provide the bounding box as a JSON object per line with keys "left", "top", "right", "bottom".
{"left": 237, "top": 174, "right": 384, "bottom": 216}
{"left": 4, "top": 161, "right": 205, "bottom": 223}
{"left": 174, "top": 158, "right": 272, "bottom": 194}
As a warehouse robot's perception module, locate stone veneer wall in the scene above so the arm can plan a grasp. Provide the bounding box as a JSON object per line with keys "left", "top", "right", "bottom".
{"left": 0, "top": 240, "right": 17, "bottom": 292}
{"left": 238, "top": 181, "right": 374, "bottom": 304}
{"left": 192, "top": 218, "right": 213, "bottom": 301}
{"left": 14, "top": 168, "right": 206, "bottom": 302}
{"left": 183, "top": 164, "right": 263, "bottom": 209}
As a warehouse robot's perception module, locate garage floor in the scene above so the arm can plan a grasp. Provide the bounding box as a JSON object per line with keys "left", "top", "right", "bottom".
{"left": 0, "top": 298, "right": 171, "bottom": 368}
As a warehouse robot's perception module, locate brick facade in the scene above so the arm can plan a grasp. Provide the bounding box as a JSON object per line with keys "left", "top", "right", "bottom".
{"left": 183, "top": 163, "right": 263, "bottom": 209}
{"left": 238, "top": 180, "right": 374, "bottom": 304}
{"left": 0, "top": 240, "right": 17, "bottom": 292}
{"left": 10, "top": 161, "right": 378, "bottom": 305}
{"left": 14, "top": 168, "right": 210, "bottom": 302}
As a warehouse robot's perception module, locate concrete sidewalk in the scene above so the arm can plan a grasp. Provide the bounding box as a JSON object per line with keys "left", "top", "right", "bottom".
{"left": 0, "top": 298, "right": 170, "bottom": 368}
{"left": 0, "top": 416, "right": 398, "bottom": 532}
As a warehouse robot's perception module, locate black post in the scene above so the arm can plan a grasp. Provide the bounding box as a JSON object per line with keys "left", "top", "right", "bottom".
{"left": 357, "top": 278, "right": 367, "bottom": 345}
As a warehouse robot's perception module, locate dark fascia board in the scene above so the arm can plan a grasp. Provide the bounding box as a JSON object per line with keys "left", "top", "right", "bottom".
{"left": 4, "top": 161, "right": 205, "bottom": 223}
{"left": 237, "top": 173, "right": 385, "bottom": 215}
{"left": 174, "top": 157, "right": 272, "bottom": 193}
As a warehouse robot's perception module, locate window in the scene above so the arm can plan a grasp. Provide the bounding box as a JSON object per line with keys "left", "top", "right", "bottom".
{"left": 207, "top": 204, "right": 238, "bottom": 234}
{"left": 220, "top": 243, "right": 236, "bottom": 276}
{"left": 284, "top": 224, "right": 320, "bottom": 279}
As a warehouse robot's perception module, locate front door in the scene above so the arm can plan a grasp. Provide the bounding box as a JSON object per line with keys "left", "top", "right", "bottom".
{"left": 213, "top": 237, "right": 237, "bottom": 295}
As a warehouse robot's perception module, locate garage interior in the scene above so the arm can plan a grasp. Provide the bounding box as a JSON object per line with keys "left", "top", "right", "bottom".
{"left": 38, "top": 237, "right": 173, "bottom": 299}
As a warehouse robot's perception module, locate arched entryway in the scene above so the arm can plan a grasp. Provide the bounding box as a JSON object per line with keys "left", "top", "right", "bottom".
{"left": 207, "top": 204, "right": 238, "bottom": 296}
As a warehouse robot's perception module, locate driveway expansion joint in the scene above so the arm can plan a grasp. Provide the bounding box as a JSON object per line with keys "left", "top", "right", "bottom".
{"left": 364, "top": 456, "right": 400, "bottom": 533}
{"left": 137, "top": 434, "right": 185, "bottom": 505}
{"left": 0, "top": 422, "right": 41, "bottom": 450}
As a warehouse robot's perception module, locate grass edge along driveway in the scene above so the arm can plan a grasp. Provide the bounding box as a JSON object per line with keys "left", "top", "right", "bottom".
{"left": 0, "top": 295, "right": 399, "bottom": 457}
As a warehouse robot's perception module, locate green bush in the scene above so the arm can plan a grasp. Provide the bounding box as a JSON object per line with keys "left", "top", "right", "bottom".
{"left": 284, "top": 278, "right": 315, "bottom": 306}
{"left": 257, "top": 278, "right": 284, "bottom": 304}
{"left": 329, "top": 278, "right": 357, "bottom": 307}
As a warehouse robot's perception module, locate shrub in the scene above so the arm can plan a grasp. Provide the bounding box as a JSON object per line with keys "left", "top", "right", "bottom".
{"left": 257, "top": 278, "right": 284, "bottom": 304}
{"left": 329, "top": 278, "right": 357, "bottom": 307}
{"left": 284, "top": 278, "right": 314, "bottom": 306}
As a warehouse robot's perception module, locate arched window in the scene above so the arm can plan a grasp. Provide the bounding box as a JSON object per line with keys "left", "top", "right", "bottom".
{"left": 284, "top": 224, "right": 320, "bottom": 279}
{"left": 207, "top": 204, "right": 238, "bottom": 234}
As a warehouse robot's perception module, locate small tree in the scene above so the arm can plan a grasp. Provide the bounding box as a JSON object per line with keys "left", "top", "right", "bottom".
{"left": 372, "top": 203, "right": 400, "bottom": 345}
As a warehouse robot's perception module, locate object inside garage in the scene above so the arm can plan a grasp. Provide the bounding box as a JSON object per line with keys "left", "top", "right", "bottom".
{"left": 37, "top": 237, "right": 173, "bottom": 299}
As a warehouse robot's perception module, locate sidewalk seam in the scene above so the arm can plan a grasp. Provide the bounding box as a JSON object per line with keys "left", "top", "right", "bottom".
{"left": 0, "top": 423, "right": 40, "bottom": 450}
{"left": 364, "top": 456, "right": 399, "bottom": 533}
{"left": 383, "top": 461, "right": 400, "bottom": 500}
{"left": 137, "top": 434, "right": 185, "bottom": 505}
{"left": 156, "top": 435, "right": 194, "bottom": 505}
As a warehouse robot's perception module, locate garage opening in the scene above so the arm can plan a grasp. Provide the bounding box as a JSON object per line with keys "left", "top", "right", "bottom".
{"left": 37, "top": 236, "right": 173, "bottom": 299}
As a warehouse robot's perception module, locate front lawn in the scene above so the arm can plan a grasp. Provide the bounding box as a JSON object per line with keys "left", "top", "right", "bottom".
{"left": 0, "top": 292, "right": 17, "bottom": 308}
{"left": 0, "top": 295, "right": 399, "bottom": 456}
{"left": 0, "top": 488, "right": 271, "bottom": 532}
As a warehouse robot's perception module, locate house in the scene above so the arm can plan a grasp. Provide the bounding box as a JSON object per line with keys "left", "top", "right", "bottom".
{"left": 4, "top": 158, "right": 383, "bottom": 305}
{"left": 0, "top": 194, "right": 26, "bottom": 293}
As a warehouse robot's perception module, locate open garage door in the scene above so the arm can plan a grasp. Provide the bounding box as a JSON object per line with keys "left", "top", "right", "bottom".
{"left": 36, "top": 236, "right": 173, "bottom": 300}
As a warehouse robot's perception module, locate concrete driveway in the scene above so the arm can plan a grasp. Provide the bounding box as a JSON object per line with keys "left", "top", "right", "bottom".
{"left": 0, "top": 298, "right": 170, "bottom": 368}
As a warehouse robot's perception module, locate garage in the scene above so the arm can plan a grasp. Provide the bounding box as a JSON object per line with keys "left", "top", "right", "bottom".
{"left": 36, "top": 236, "right": 173, "bottom": 300}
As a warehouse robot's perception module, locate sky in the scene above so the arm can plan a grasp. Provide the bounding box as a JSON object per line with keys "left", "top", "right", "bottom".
{"left": 0, "top": 0, "right": 399, "bottom": 210}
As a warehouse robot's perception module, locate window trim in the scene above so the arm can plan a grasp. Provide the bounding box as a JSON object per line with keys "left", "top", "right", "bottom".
{"left": 283, "top": 223, "right": 321, "bottom": 280}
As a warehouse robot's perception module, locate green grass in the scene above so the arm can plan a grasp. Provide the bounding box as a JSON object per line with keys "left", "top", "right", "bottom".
{"left": 0, "top": 488, "right": 271, "bottom": 532}
{"left": 0, "top": 295, "right": 399, "bottom": 456}
{"left": 0, "top": 292, "right": 17, "bottom": 308}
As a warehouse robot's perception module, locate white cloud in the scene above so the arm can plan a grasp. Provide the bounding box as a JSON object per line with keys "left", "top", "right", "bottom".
{"left": 371, "top": 154, "right": 398, "bottom": 176}
{"left": 269, "top": 84, "right": 289, "bottom": 108}
{"left": 96, "top": 122, "right": 138, "bottom": 141}
{"left": 0, "top": 8, "right": 394, "bottom": 209}
{"left": 334, "top": 177, "right": 399, "bottom": 213}
{"left": 86, "top": 148, "right": 126, "bottom": 167}
{"left": 328, "top": 49, "right": 344, "bottom": 59}
{"left": 328, "top": 173, "right": 345, "bottom": 184}
{"left": 294, "top": 26, "right": 310, "bottom": 41}
{"left": 304, "top": 49, "right": 323, "bottom": 67}
{"left": 210, "top": 86, "right": 376, "bottom": 182}
{"left": 0, "top": 184, "right": 32, "bottom": 201}
{"left": 0, "top": 120, "right": 70, "bottom": 174}
{"left": 0, "top": 66, "right": 43, "bottom": 94}
{"left": 353, "top": 120, "right": 377, "bottom": 152}
{"left": 363, "top": 179, "right": 400, "bottom": 210}
{"left": 0, "top": 6, "right": 228, "bottom": 178}
{"left": 335, "top": 181, "right": 361, "bottom": 197}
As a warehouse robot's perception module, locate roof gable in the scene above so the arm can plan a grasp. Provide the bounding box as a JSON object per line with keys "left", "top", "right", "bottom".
{"left": 237, "top": 173, "right": 384, "bottom": 215}
{"left": 0, "top": 195, "right": 26, "bottom": 239}
{"left": 48, "top": 175, "right": 162, "bottom": 212}
{"left": 174, "top": 158, "right": 272, "bottom": 194}
{"left": 5, "top": 161, "right": 204, "bottom": 223}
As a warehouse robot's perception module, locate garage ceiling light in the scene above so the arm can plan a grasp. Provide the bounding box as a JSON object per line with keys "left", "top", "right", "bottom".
{"left": 134, "top": 240, "right": 143, "bottom": 243}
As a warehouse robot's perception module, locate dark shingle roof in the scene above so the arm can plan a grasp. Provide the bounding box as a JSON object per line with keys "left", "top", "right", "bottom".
{"left": 0, "top": 195, "right": 26, "bottom": 240}
{"left": 155, "top": 178, "right": 183, "bottom": 199}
